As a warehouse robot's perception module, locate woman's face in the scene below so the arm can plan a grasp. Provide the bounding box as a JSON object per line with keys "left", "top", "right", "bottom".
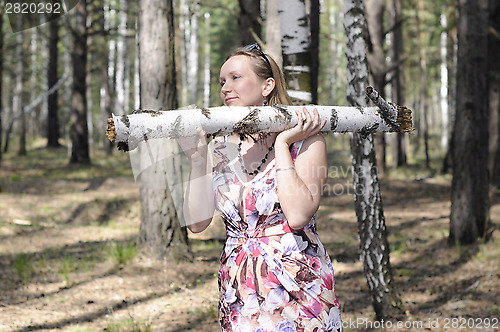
{"left": 219, "top": 55, "right": 270, "bottom": 107}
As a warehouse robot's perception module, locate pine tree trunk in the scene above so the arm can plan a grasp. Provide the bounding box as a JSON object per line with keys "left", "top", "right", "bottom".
{"left": 138, "top": 0, "right": 190, "bottom": 261}
{"left": 0, "top": 6, "right": 3, "bottom": 162}
{"left": 450, "top": 0, "right": 489, "bottom": 245}
{"left": 69, "top": 0, "right": 90, "bottom": 164}
{"left": 489, "top": 0, "right": 500, "bottom": 189}
{"left": 47, "top": 15, "right": 61, "bottom": 148}
{"left": 343, "top": 0, "right": 405, "bottom": 321}
{"left": 238, "top": 0, "right": 261, "bottom": 45}
{"left": 366, "top": 0, "right": 387, "bottom": 174}
{"left": 415, "top": 0, "right": 430, "bottom": 169}
{"left": 392, "top": 0, "right": 407, "bottom": 167}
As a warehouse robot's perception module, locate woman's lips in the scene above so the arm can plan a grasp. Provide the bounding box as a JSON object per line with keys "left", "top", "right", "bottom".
{"left": 225, "top": 97, "right": 237, "bottom": 104}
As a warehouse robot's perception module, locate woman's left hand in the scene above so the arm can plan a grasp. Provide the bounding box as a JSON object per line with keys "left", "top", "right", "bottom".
{"left": 275, "top": 108, "right": 327, "bottom": 147}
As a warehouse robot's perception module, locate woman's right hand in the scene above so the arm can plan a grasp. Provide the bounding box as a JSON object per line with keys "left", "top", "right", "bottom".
{"left": 177, "top": 127, "right": 208, "bottom": 164}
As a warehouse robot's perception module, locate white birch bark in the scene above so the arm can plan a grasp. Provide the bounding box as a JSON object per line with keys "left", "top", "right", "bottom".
{"left": 440, "top": 9, "right": 449, "bottom": 150}
{"left": 188, "top": 0, "right": 200, "bottom": 105}
{"left": 278, "top": 0, "right": 312, "bottom": 102}
{"left": 106, "top": 1, "right": 116, "bottom": 94}
{"left": 107, "top": 92, "right": 413, "bottom": 150}
{"left": 344, "top": 0, "right": 404, "bottom": 320}
{"left": 202, "top": 12, "right": 210, "bottom": 109}
{"left": 179, "top": 0, "right": 189, "bottom": 106}
{"left": 114, "top": 0, "right": 128, "bottom": 116}
{"left": 265, "top": 0, "right": 283, "bottom": 69}
{"left": 134, "top": 22, "right": 140, "bottom": 110}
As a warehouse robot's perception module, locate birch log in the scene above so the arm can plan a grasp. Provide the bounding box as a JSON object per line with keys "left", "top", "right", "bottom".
{"left": 106, "top": 87, "right": 413, "bottom": 151}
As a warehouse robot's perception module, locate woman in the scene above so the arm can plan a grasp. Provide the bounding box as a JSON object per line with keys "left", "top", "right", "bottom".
{"left": 183, "top": 43, "right": 342, "bottom": 332}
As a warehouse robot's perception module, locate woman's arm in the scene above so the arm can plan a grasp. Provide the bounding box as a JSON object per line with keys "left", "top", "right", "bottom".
{"left": 274, "top": 109, "right": 327, "bottom": 229}
{"left": 178, "top": 129, "right": 215, "bottom": 233}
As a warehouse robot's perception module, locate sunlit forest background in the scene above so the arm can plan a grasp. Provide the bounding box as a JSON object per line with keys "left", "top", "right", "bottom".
{"left": 0, "top": 0, "right": 499, "bottom": 331}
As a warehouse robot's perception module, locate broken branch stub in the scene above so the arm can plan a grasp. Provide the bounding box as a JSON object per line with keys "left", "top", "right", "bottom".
{"left": 106, "top": 87, "right": 413, "bottom": 151}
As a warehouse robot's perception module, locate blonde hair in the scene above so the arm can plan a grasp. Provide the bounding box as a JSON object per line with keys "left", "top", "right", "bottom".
{"left": 227, "top": 46, "right": 292, "bottom": 106}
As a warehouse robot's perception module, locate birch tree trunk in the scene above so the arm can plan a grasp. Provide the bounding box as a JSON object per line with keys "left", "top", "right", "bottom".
{"left": 114, "top": 0, "right": 128, "bottom": 116}
{"left": 203, "top": 12, "right": 210, "bottom": 109}
{"left": 238, "top": 0, "right": 261, "bottom": 45}
{"left": 86, "top": 9, "right": 94, "bottom": 153}
{"left": 488, "top": 0, "right": 500, "bottom": 189}
{"left": 138, "top": 0, "right": 190, "bottom": 260}
{"left": 343, "top": 0, "right": 404, "bottom": 321}
{"left": 392, "top": 0, "right": 406, "bottom": 167}
{"left": 366, "top": 0, "right": 386, "bottom": 174}
{"left": 178, "top": 0, "right": 189, "bottom": 107}
{"left": 264, "top": 0, "right": 282, "bottom": 68}
{"left": 69, "top": 0, "right": 90, "bottom": 164}
{"left": 278, "top": 0, "right": 313, "bottom": 103}
{"left": 47, "top": 14, "right": 61, "bottom": 148}
{"left": 450, "top": 0, "right": 489, "bottom": 245}
{"left": 188, "top": 0, "right": 200, "bottom": 106}
{"left": 15, "top": 19, "right": 26, "bottom": 156}
{"left": 40, "top": 13, "right": 49, "bottom": 136}
{"left": 107, "top": 102, "right": 413, "bottom": 150}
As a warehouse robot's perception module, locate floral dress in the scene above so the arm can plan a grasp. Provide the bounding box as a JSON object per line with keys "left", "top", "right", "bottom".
{"left": 211, "top": 135, "right": 342, "bottom": 332}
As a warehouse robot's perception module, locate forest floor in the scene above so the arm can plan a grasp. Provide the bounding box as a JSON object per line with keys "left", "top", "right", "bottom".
{"left": 0, "top": 142, "right": 499, "bottom": 332}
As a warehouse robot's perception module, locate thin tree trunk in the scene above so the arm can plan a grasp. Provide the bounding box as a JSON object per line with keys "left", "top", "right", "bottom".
{"left": 203, "top": 12, "right": 210, "bottom": 109}
{"left": 178, "top": 0, "right": 189, "bottom": 107}
{"left": 62, "top": 19, "right": 73, "bottom": 146}
{"left": 489, "top": 0, "right": 500, "bottom": 189}
{"left": 0, "top": 6, "right": 3, "bottom": 162}
{"left": 450, "top": 0, "right": 489, "bottom": 245}
{"left": 366, "top": 0, "right": 386, "bottom": 174}
{"left": 47, "top": 15, "right": 61, "bottom": 148}
{"left": 86, "top": 8, "right": 94, "bottom": 153}
{"left": 238, "top": 0, "right": 261, "bottom": 45}
{"left": 440, "top": 8, "right": 449, "bottom": 151}
{"left": 415, "top": 0, "right": 430, "bottom": 169}
{"left": 69, "top": 0, "right": 90, "bottom": 164}
{"left": 114, "top": 0, "right": 128, "bottom": 116}
{"left": 188, "top": 0, "right": 200, "bottom": 106}
{"left": 3, "top": 75, "right": 13, "bottom": 154}
{"left": 392, "top": 0, "right": 406, "bottom": 167}
{"left": 138, "top": 0, "right": 190, "bottom": 261}
{"left": 343, "top": 0, "right": 405, "bottom": 321}
{"left": 14, "top": 18, "right": 26, "bottom": 156}
{"left": 30, "top": 25, "right": 37, "bottom": 137}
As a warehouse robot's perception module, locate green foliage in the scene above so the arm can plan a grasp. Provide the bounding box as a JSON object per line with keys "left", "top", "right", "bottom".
{"left": 12, "top": 253, "right": 33, "bottom": 285}
{"left": 107, "top": 240, "right": 139, "bottom": 266}
{"left": 104, "top": 315, "right": 152, "bottom": 332}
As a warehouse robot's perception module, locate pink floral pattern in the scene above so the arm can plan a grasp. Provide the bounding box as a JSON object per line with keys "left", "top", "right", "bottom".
{"left": 212, "top": 136, "right": 342, "bottom": 332}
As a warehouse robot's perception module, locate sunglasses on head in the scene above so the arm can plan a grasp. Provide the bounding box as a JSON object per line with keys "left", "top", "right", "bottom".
{"left": 244, "top": 42, "right": 273, "bottom": 73}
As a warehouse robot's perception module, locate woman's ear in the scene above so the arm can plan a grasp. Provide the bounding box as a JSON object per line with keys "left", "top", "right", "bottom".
{"left": 262, "top": 77, "right": 276, "bottom": 98}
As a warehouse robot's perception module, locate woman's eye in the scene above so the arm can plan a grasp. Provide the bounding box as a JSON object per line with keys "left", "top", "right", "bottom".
{"left": 220, "top": 81, "right": 225, "bottom": 86}
{"left": 232, "top": 75, "right": 240, "bottom": 80}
